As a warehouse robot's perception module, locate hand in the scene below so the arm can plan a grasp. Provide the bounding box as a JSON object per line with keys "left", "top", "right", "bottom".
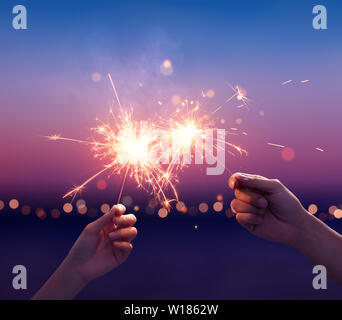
{"left": 66, "top": 204, "right": 137, "bottom": 283}
{"left": 32, "top": 204, "right": 137, "bottom": 299}
{"left": 228, "top": 173, "right": 309, "bottom": 245}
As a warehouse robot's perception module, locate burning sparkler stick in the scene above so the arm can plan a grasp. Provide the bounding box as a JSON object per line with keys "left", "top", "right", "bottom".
{"left": 47, "top": 75, "right": 247, "bottom": 210}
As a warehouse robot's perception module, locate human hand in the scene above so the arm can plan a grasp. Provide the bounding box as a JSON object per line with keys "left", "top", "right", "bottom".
{"left": 228, "top": 173, "right": 310, "bottom": 245}
{"left": 64, "top": 204, "right": 137, "bottom": 284}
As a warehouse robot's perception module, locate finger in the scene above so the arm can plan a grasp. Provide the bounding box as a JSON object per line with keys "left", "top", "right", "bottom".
{"left": 236, "top": 213, "right": 264, "bottom": 225}
{"left": 113, "top": 214, "right": 137, "bottom": 228}
{"left": 230, "top": 199, "right": 265, "bottom": 215}
{"left": 229, "top": 172, "right": 283, "bottom": 193}
{"left": 108, "top": 227, "right": 138, "bottom": 242}
{"left": 86, "top": 204, "right": 126, "bottom": 234}
{"left": 112, "top": 241, "right": 133, "bottom": 261}
{"left": 104, "top": 204, "right": 127, "bottom": 234}
{"left": 234, "top": 189, "right": 268, "bottom": 209}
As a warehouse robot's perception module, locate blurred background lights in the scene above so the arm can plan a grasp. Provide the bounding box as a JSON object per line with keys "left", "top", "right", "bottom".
{"left": 176, "top": 201, "right": 185, "bottom": 212}
{"left": 216, "top": 194, "right": 223, "bottom": 202}
{"left": 133, "top": 205, "right": 139, "bottom": 212}
{"left": 160, "top": 59, "right": 173, "bottom": 76}
{"left": 35, "top": 208, "right": 46, "bottom": 220}
{"left": 63, "top": 203, "right": 73, "bottom": 214}
{"left": 334, "top": 209, "right": 342, "bottom": 219}
{"left": 91, "top": 72, "right": 102, "bottom": 82}
{"left": 100, "top": 203, "right": 110, "bottom": 214}
{"left": 51, "top": 209, "right": 61, "bottom": 219}
{"left": 0, "top": 200, "right": 4, "bottom": 210}
{"left": 308, "top": 204, "right": 318, "bottom": 215}
{"left": 189, "top": 206, "right": 197, "bottom": 216}
{"left": 281, "top": 147, "right": 295, "bottom": 161}
{"left": 122, "top": 195, "right": 133, "bottom": 207}
{"left": 9, "top": 199, "right": 19, "bottom": 210}
{"left": 213, "top": 201, "right": 223, "bottom": 212}
{"left": 76, "top": 199, "right": 86, "bottom": 209}
{"left": 171, "top": 95, "right": 182, "bottom": 105}
{"left": 148, "top": 199, "right": 158, "bottom": 209}
{"left": 158, "top": 208, "right": 168, "bottom": 218}
{"left": 21, "top": 205, "right": 31, "bottom": 215}
{"left": 206, "top": 89, "right": 215, "bottom": 98}
{"left": 96, "top": 179, "right": 107, "bottom": 190}
{"left": 198, "top": 202, "right": 209, "bottom": 213}
{"left": 78, "top": 205, "right": 87, "bottom": 215}
{"left": 235, "top": 118, "right": 243, "bottom": 125}
{"left": 329, "top": 205, "right": 338, "bottom": 215}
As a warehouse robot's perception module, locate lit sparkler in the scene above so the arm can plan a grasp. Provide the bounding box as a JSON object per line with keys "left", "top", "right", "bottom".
{"left": 47, "top": 74, "right": 247, "bottom": 210}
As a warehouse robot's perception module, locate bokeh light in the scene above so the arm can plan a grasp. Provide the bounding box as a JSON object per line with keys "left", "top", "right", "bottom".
{"left": 213, "top": 201, "right": 223, "bottom": 212}
{"left": 134, "top": 205, "right": 140, "bottom": 212}
{"left": 160, "top": 59, "right": 173, "bottom": 76}
{"left": 216, "top": 194, "right": 223, "bottom": 202}
{"left": 122, "top": 195, "right": 133, "bottom": 207}
{"left": 9, "top": 199, "right": 19, "bottom": 210}
{"left": 76, "top": 199, "right": 86, "bottom": 209}
{"left": 198, "top": 202, "right": 209, "bottom": 213}
{"left": 96, "top": 179, "right": 107, "bottom": 190}
{"left": 35, "top": 208, "right": 47, "bottom": 220}
{"left": 78, "top": 206, "right": 87, "bottom": 215}
{"left": 63, "top": 203, "right": 73, "bottom": 214}
{"left": 0, "top": 200, "right": 4, "bottom": 210}
{"left": 21, "top": 205, "right": 31, "bottom": 215}
{"left": 176, "top": 201, "right": 186, "bottom": 212}
{"left": 148, "top": 199, "right": 158, "bottom": 209}
{"left": 334, "top": 209, "right": 342, "bottom": 219}
{"left": 158, "top": 208, "right": 168, "bottom": 218}
{"left": 100, "top": 203, "right": 110, "bottom": 214}
{"left": 329, "top": 206, "right": 337, "bottom": 215}
{"left": 51, "top": 209, "right": 61, "bottom": 219}
{"left": 91, "top": 72, "right": 102, "bottom": 82}
{"left": 308, "top": 204, "right": 318, "bottom": 215}
{"left": 206, "top": 89, "right": 215, "bottom": 98}
{"left": 281, "top": 147, "right": 295, "bottom": 161}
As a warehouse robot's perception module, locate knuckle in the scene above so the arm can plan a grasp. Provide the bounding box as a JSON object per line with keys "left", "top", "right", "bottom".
{"left": 84, "top": 224, "right": 93, "bottom": 234}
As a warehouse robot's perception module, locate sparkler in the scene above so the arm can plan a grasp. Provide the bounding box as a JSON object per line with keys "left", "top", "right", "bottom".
{"left": 47, "top": 74, "right": 247, "bottom": 210}
{"left": 225, "top": 82, "right": 251, "bottom": 109}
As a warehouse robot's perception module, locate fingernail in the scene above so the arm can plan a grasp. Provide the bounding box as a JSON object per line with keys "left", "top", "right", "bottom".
{"left": 258, "top": 198, "right": 268, "bottom": 209}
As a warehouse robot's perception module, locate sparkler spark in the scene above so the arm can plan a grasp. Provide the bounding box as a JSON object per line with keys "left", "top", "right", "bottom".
{"left": 225, "top": 82, "right": 251, "bottom": 108}
{"left": 47, "top": 74, "right": 247, "bottom": 210}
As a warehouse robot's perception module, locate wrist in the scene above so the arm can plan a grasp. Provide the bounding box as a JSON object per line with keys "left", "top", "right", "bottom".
{"left": 287, "top": 209, "right": 319, "bottom": 249}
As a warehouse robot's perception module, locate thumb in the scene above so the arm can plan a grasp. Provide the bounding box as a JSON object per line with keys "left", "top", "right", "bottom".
{"left": 87, "top": 204, "right": 126, "bottom": 234}
{"left": 228, "top": 173, "right": 283, "bottom": 194}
